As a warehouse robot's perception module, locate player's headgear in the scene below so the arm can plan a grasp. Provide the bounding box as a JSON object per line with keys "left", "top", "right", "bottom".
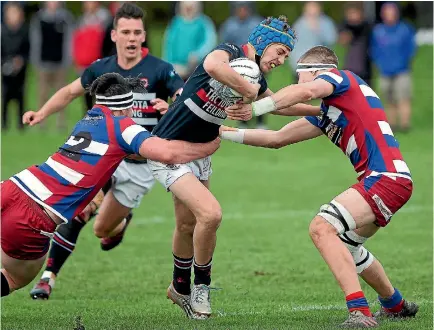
{"left": 296, "top": 45, "right": 338, "bottom": 72}
{"left": 90, "top": 73, "right": 146, "bottom": 111}
{"left": 248, "top": 16, "right": 296, "bottom": 65}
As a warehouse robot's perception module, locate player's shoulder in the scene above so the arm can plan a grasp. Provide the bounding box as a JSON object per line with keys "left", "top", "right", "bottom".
{"left": 88, "top": 55, "right": 117, "bottom": 71}
{"left": 144, "top": 53, "right": 174, "bottom": 70}
{"left": 214, "top": 42, "right": 242, "bottom": 53}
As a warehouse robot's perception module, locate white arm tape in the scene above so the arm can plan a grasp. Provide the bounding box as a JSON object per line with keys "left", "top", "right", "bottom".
{"left": 220, "top": 129, "right": 245, "bottom": 144}
{"left": 252, "top": 97, "right": 277, "bottom": 116}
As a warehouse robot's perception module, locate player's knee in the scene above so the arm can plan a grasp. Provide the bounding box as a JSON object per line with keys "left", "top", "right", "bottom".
{"left": 316, "top": 200, "right": 356, "bottom": 235}
{"left": 93, "top": 219, "right": 111, "bottom": 238}
{"left": 196, "top": 204, "right": 222, "bottom": 229}
{"left": 176, "top": 221, "right": 196, "bottom": 235}
{"left": 309, "top": 216, "right": 337, "bottom": 242}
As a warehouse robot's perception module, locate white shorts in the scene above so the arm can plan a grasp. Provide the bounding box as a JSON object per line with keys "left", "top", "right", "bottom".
{"left": 111, "top": 160, "right": 155, "bottom": 209}
{"left": 148, "top": 156, "right": 212, "bottom": 191}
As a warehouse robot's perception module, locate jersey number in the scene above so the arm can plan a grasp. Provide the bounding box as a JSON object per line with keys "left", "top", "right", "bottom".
{"left": 59, "top": 131, "right": 92, "bottom": 161}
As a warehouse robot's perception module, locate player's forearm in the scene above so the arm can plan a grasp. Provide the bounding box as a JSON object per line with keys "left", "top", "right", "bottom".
{"left": 207, "top": 62, "right": 256, "bottom": 99}
{"left": 220, "top": 128, "right": 280, "bottom": 149}
{"left": 167, "top": 140, "right": 218, "bottom": 164}
{"left": 39, "top": 86, "right": 79, "bottom": 119}
{"left": 271, "top": 103, "right": 321, "bottom": 117}
{"left": 252, "top": 85, "right": 314, "bottom": 116}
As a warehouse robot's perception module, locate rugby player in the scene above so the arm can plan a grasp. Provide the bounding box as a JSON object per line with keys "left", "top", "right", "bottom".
{"left": 24, "top": 3, "right": 184, "bottom": 299}
{"left": 1, "top": 73, "right": 219, "bottom": 298}
{"left": 222, "top": 45, "right": 418, "bottom": 327}
{"left": 149, "top": 16, "right": 319, "bottom": 318}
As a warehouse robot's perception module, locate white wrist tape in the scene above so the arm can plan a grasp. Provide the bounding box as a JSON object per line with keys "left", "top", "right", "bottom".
{"left": 252, "top": 97, "right": 276, "bottom": 116}
{"left": 220, "top": 129, "right": 245, "bottom": 144}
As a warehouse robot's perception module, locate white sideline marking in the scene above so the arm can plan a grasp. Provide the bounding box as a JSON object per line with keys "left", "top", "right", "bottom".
{"left": 132, "top": 205, "right": 431, "bottom": 226}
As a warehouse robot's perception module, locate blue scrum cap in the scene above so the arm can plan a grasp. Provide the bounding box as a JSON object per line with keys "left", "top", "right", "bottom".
{"left": 248, "top": 16, "right": 296, "bottom": 60}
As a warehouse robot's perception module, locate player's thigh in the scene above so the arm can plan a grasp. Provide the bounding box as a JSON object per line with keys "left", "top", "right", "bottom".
{"left": 170, "top": 173, "right": 221, "bottom": 222}
{"left": 1, "top": 248, "right": 46, "bottom": 290}
{"left": 94, "top": 190, "right": 131, "bottom": 234}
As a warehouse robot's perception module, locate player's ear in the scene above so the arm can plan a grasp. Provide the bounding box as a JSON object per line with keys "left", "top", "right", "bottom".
{"left": 141, "top": 30, "right": 146, "bottom": 44}
{"left": 111, "top": 29, "right": 117, "bottom": 43}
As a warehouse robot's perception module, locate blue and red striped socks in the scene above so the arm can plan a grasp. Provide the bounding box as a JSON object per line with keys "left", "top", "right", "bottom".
{"left": 346, "top": 291, "right": 372, "bottom": 317}
{"left": 378, "top": 288, "right": 404, "bottom": 313}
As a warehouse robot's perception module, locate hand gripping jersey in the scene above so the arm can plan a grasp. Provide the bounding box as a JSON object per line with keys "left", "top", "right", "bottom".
{"left": 10, "top": 106, "right": 151, "bottom": 223}
{"left": 81, "top": 48, "right": 184, "bottom": 132}
{"left": 152, "top": 43, "right": 268, "bottom": 143}
{"left": 305, "top": 69, "right": 411, "bottom": 181}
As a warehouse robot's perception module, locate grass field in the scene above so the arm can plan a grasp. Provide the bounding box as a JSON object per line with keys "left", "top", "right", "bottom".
{"left": 1, "top": 41, "right": 433, "bottom": 329}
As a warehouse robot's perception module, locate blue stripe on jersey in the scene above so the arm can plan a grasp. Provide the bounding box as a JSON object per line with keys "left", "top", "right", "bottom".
{"left": 38, "top": 163, "right": 70, "bottom": 186}
{"left": 365, "top": 96, "right": 384, "bottom": 110}
{"left": 349, "top": 149, "right": 362, "bottom": 166}
{"left": 11, "top": 175, "right": 42, "bottom": 201}
{"left": 78, "top": 152, "right": 101, "bottom": 166}
{"left": 351, "top": 73, "right": 384, "bottom": 111}
{"left": 364, "top": 175, "right": 381, "bottom": 191}
{"left": 384, "top": 134, "right": 400, "bottom": 148}
{"left": 52, "top": 186, "right": 94, "bottom": 220}
{"left": 316, "top": 70, "right": 350, "bottom": 97}
{"left": 365, "top": 130, "right": 387, "bottom": 173}
{"left": 113, "top": 117, "right": 134, "bottom": 154}
{"left": 130, "top": 131, "right": 151, "bottom": 155}
{"left": 305, "top": 115, "right": 321, "bottom": 127}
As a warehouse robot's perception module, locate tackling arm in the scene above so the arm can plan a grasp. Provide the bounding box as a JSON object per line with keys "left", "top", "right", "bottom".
{"left": 203, "top": 50, "right": 258, "bottom": 99}
{"left": 138, "top": 137, "right": 221, "bottom": 164}
{"left": 220, "top": 118, "right": 322, "bottom": 149}
{"left": 23, "top": 78, "right": 85, "bottom": 126}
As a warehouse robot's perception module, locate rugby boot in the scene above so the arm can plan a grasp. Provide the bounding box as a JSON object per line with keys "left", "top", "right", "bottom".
{"left": 29, "top": 278, "right": 52, "bottom": 300}
{"left": 340, "top": 311, "right": 378, "bottom": 328}
{"left": 374, "top": 300, "right": 419, "bottom": 319}
{"left": 100, "top": 212, "right": 133, "bottom": 251}
{"left": 190, "top": 284, "right": 212, "bottom": 317}
{"left": 167, "top": 282, "right": 208, "bottom": 320}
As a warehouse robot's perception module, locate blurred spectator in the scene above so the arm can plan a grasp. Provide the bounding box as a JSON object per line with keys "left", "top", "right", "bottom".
{"left": 101, "top": 1, "right": 148, "bottom": 58}
{"left": 371, "top": 2, "right": 416, "bottom": 132}
{"left": 1, "top": 2, "right": 29, "bottom": 131}
{"left": 73, "top": 1, "right": 111, "bottom": 113}
{"left": 30, "top": 1, "right": 74, "bottom": 131}
{"left": 290, "top": 2, "right": 337, "bottom": 77}
{"left": 339, "top": 2, "right": 373, "bottom": 86}
{"left": 163, "top": 1, "right": 217, "bottom": 80}
{"left": 219, "top": 1, "right": 267, "bottom": 129}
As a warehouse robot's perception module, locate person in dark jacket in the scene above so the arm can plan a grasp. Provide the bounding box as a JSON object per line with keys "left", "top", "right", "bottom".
{"left": 1, "top": 2, "right": 29, "bottom": 131}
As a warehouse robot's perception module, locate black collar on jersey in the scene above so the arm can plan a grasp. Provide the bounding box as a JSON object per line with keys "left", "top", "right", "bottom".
{"left": 296, "top": 63, "right": 337, "bottom": 72}
{"left": 95, "top": 91, "right": 134, "bottom": 110}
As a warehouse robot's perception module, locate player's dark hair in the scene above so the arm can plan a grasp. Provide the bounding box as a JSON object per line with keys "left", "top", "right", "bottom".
{"left": 89, "top": 73, "right": 147, "bottom": 97}
{"left": 113, "top": 3, "right": 144, "bottom": 29}
{"left": 298, "top": 46, "right": 339, "bottom": 66}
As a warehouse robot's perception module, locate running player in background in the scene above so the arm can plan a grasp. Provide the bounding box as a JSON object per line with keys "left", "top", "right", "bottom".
{"left": 222, "top": 46, "right": 418, "bottom": 328}
{"left": 1, "top": 73, "right": 219, "bottom": 298}
{"left": 24, "top": 3, "right": 184, "bottom": 299}
{"left": 149, "top": 16, "right": 318, "bottom": 319}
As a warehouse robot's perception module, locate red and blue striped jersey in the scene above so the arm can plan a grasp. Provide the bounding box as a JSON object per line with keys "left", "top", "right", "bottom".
{"left": 10, "top": 106, "right": 151, "bottom": 223}
{"left": 305, "top": 69, "right": 411, "bottom": 182}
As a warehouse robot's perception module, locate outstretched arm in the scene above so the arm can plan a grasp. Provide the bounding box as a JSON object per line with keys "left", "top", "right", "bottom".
{"left": 220, "top": 118, "right": 322, "bottom": 149}
{"left": 139, "top": 137, "right": 221, "bottom": 164}
{"left": 23, "top": 78, "right": 85, "bottom": 126}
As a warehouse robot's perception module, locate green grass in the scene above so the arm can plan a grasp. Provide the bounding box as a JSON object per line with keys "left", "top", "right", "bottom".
{"left": 1, "top": 42, "right": 433, "bottom": 329}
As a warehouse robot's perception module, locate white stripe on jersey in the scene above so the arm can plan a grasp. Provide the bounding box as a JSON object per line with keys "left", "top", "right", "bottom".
{"left": 393, "top": 160, "right": 411, "bottom": 174}
{"left": 327, "top": 106, "right": 342, "bottom": 122}
{"left": 122, "top": 124, "right": 147, "bottom": 145}
{"left": 359, "top": 84, "right": 380, "bottom": 99}
{"left": 378, "top": 121, "right": 394, "bottom": 136}
{"left": 46, "top": 157, "right": 84, "bottom": 185}
{"left": 13, "top": 169, "right": 53, "bottom": 201}
{"left": 346, "top": 134, "right": 358, "bottom": 157}
{"left": 318, "top": 72, "right": 343, "bottom": 84}
{"left": 133, "top": 117, "right": 158, "bottom": 126}
{"left": 184, "top": 98, "right": 225, "bottom": 125}
{"left": 65, "top": 136, "right": 109, "bottom": 156}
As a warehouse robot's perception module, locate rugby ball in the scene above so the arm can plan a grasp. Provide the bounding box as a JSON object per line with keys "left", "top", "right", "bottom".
{"left": 229, "top": 58, "right": 261, "bottom": 97}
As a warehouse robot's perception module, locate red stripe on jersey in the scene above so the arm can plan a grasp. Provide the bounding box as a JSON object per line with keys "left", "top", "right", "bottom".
{"left": 241, "top": 44, "right": 249, "bottom": 56}
{"left": 133, "top": 105, "right": 157, "bottom": 114}
{"left": 196, "top": 88, "right": 209, "bottom": 102}
{"left": 119, "top": 116, "right": 138, "bottom": 132}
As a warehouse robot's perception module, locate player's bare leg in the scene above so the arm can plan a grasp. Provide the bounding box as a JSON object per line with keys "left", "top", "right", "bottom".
{"left": 397, "top": 99, "right": 412, "bottom": 132}
{"left": 309, "top": 188, "right": 378, "bottom": 327}
{"left": 169, "top": 174, "right": 222, "bottom": 317}
{"left": 93, "top": 190, "right": 132, "bottom": 251}
{"left": 2, "top": 248, "right": 46, "bottom": 297}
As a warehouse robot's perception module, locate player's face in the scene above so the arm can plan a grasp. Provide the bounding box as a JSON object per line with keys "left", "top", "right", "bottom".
{"left": 260, "top": 44, "right": 290, "bottom": 73}
{"left": 112, "top": 18, "right": 146, "bottom": 60}
{"left": 297, "top": 71, "right": 315, "bottom": 84}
